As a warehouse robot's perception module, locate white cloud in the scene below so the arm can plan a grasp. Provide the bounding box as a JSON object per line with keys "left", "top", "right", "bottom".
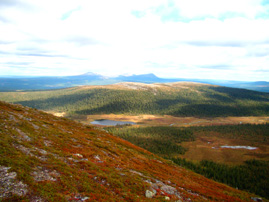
{"left": 173, "top": 0, "right": 263, "bottom": 19}
{"left": 0, "top": 0, "right": 268, "bottom": 81}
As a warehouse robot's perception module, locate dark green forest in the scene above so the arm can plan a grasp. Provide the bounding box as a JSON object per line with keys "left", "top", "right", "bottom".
{"left": 107, "top": 126, "right": 195, "bottom": 157}
{"left": 172, "top": 158, "right": 269, "bottom": 199}
{"left": 107, "top": 123, "right": 269, "bottom": 157}
{"left": 190, "top": 123, "right": 269, "bottom": 142}
{"left": 0, "top": 84, "right": 268, "bottom": 117}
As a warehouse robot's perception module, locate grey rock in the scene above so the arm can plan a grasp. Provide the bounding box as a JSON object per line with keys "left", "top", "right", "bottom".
{"left": 251, "top": 197, "right": 263, "bottom": 202}
{"left": 0, "top": 166, "right": 28, "bottom": 199}
{"left": 31, "top": 167, "right": 60, "bottom": 182}
{"left": 164, "top": 196, "right": 170, "bottom": 200}
{"left": 145, "top": 189, "right": 156, "bottom": 198}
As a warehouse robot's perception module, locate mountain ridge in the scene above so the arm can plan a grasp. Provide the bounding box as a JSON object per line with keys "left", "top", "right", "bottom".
{"left": 1, "top": 72, "right": 268, "bottom": 92}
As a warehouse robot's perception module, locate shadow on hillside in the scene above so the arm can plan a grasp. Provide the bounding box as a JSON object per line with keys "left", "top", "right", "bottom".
{"left": 170, "top": 103, "right": 269, "bottom": 117}
{"left": 13, "top": 87, "right": 269, "bottom": 117}
{"left": 208, "top": 86, "right": 269, "bottom": 102}
{"left": 74, "top": 101, "right": 269, "bottom": 117}
{"left": 117, "top": 136, "right": 187, "bottom": 157}
{"left": 14, "top": 92, "right": 96, "bottom": 110}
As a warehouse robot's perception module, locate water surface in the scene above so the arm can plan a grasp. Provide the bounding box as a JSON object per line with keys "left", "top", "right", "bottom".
{"left": 220, "top": 145, "right": 257, "bottom": 150}
{"left": 212, "top": 145, "right": 258, "bottom": 150}
{"left": 91, "top": 119, "right": 136, "bottom": 126}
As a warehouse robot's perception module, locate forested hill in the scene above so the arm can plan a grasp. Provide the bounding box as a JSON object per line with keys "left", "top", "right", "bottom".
{"left": 0, "top": 101, "right": 261, "bottom": 201}
{"left": 0, "top": 82, "right": 268, "bottom": 117}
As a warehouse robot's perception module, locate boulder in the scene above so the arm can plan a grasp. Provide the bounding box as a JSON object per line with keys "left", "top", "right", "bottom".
{"left": 145, "top": 189, "right": 156, "bottom": 198}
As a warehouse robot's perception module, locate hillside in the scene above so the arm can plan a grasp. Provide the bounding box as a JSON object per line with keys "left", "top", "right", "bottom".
{"left": 0, "top": 82, "right": 268, "bottom": 117}
{"left": 0, "top": 101, "right": 265, "bottom": 201}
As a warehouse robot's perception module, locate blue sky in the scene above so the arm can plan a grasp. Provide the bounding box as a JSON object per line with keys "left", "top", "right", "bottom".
{"left": 0, "top": 0, "right": 269, "bottom": 81}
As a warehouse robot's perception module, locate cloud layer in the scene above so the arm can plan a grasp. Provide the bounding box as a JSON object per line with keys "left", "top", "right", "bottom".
{"left": 0, "top": 0, "right": 269, "bottom": 81}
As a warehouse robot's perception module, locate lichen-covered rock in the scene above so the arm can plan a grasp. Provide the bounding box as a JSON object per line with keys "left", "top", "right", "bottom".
{"left": 31, "top": 166, "right": 60, "bottom": 182}
{"left": 160, "top": 184, "right": 177, "bottom": 195}
{"left": 74, "top": 153, "right": 83, "bottom": 158}
{"left": 15, "top": 128, "right": 32, "bottom": 141}
{"left": 69, "top": 194, "right": 90, "bottom": 202}
{"left": 145, "top": 189, "right": 156, "bottom": 198}
{"left": 164, "top": 196, "right": 170, "bottom": 200}
{"left": 251, "top": 197, "right": 263, "bottom": 202}
{"left": 0, "top": 166, "right": 28, "bottom": 198}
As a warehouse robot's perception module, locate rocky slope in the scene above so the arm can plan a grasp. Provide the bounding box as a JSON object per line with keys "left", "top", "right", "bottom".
{"left": 0, "top": 101, "right": 265, "bottom": 201}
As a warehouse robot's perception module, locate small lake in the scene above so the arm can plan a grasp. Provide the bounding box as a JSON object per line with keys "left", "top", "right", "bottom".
{"left": 212, "top": 145, "right": 258, "bottom": 150}
{"left": 220, "top": 145, "right": 257, "bottom": 150}
{"left": 91, "top": 119, "right": 136, "bottom": 126}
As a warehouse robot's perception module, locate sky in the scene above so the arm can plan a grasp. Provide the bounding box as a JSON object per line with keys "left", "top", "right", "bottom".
{"left": 0, "top": 0, "right": 269, "bottom": 81}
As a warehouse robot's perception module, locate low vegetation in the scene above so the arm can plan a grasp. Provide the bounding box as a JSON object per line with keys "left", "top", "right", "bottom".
{"left": 0, "top": 82, "right": 268, "bottom": 117}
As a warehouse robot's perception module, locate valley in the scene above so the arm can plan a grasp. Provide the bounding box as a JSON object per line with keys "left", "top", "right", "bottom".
{"left": 81, "top": 114, "right": 269, "bottom": 164}
{"left": 60, "top": 111, "right": 269, "bottom": 199}
{"left": 103, "top": 119, "right": 269, "bottom": 163}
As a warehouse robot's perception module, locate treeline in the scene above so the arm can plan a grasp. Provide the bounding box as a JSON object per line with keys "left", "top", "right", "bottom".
{"left": 106, "top": 126, "right": 194, "bottom": 157}
{"left": 0, "top": 85, "right": 268, "bottom": 117}
{"left": 107, "top": 123, "right": 269, "bottom": 158}
{"left": 172, "top": 158, "right": 269, "bottom": 199}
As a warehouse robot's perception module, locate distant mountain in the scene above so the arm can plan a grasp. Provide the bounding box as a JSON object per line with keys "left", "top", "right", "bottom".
{"left": 1, "top": 100, "right": 260, "bottom": 201}
{"left": 177, "top": 79, "right": 269, "bottom": 93}
{"left": 116, "top": 73, "right": 164, "bottom": 83}
{"left": 0, "top": 72, "right": 268, "bottom": 92}
{"left": 80, "top": 72, "right": 102, "bottom": 76}
{"left": 230, "top": 81, "right": 269, "bottom": 92}
{"left": 0, "top": 72, "right": 116, "bottom": 91}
